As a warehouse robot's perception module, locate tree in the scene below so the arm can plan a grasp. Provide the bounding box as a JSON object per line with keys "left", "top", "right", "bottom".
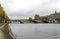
{"left": 39, "top": 16, "right": 45, "bottom": 21}
{"left": 28, "top": 17, "right": 32, "bottom": 23}
{"left": 0, "top": 4, "right": 10, "bottom": 23}
{"left": 55, "top": 18, "right": 60, "bottom": 22}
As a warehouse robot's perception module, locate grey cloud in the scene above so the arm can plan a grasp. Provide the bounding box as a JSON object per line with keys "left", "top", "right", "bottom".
{"left": 1, "top": 0, "right": 60, "bottom": 19}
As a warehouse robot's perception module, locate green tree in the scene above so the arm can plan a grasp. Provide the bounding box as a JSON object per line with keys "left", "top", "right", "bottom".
{"left": 29, "top": 17, "right": 32, "bottom": 23}
{"left": 56, "top": 18, "right": 60, "bottom": 22}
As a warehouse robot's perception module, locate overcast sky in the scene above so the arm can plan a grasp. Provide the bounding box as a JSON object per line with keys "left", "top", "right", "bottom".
{"left": 0, "top": 0, "right": 60, "bottom": 19}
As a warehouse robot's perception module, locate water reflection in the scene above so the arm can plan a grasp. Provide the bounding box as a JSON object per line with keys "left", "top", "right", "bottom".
{"left": 9, "top": 23, "right": 60, "bottom": 39}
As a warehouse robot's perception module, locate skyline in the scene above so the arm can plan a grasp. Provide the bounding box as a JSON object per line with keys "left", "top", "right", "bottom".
{"left": 0, "top": 0, "right": 60, "bottom": 19}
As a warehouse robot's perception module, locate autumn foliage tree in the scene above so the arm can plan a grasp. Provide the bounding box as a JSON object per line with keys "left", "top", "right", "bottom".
{"left": 0, "top": 4, "right": 10, "bottom": 23}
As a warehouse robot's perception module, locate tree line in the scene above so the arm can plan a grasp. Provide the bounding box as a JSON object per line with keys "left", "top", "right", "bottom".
{"left": 0, "top": 4, "right": 10, "bottom": 23}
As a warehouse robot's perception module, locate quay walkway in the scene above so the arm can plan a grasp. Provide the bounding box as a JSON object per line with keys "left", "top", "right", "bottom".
{"left": 0, "top": 23, "right": 14, "bottom": 39}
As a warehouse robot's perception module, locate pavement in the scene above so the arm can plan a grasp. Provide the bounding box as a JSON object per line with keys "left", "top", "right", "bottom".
{"left": 0, "top": 30, "right": 5, "bottom": 39}
{"left": 0, "top": 23, "right": 4, "bottom": 26}
{"left": 0, "top": 23, "right": 13, "bottom": 39}
{"left": 0, "top": 23, "right": 6, "bottom": 39}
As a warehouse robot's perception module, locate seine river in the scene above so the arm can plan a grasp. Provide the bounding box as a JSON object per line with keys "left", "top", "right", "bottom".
{"left": 9, "top": 23, "right": 60, "bottom": 39}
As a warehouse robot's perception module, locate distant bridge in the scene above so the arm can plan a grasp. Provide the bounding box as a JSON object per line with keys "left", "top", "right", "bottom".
{"left": 11, "top": 20, "right": 20, "bottom": 22}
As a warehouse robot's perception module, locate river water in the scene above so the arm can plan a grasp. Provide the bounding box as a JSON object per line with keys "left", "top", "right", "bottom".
{"left": 9, "top": 23, "right": 60, "bottom": 39}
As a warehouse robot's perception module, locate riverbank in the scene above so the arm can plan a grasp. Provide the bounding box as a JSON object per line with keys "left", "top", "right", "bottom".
{"left": 0, "top": 23, "right": 13, "bottom": 39}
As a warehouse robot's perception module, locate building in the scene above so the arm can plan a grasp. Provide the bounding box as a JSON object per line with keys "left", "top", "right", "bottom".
{"left": 34, "top": 14, "right": 40, "bottom": 20}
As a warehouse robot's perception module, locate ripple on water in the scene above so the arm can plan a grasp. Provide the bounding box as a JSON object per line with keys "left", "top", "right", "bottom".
{"left": 9, "top": 23, "right": 60, "bottom": 39}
